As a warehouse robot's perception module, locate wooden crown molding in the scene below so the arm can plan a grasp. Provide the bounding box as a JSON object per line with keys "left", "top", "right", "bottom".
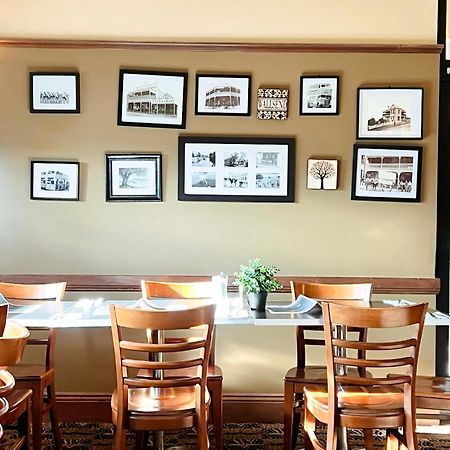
{"left": 0, "top": 39, "right": 443, "bottom": 54}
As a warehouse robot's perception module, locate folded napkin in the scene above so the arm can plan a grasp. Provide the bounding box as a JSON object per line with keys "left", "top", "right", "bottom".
{"left": 266, "top": 294, "right": 319, "bottom": 314}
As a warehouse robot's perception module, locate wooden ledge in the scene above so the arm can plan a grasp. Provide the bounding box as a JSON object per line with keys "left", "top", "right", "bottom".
{"left": 0, "top": 39, "right": 443, "bottom": 54}
{"left": 0, "top": 274, "right": 440, "bottom": 295}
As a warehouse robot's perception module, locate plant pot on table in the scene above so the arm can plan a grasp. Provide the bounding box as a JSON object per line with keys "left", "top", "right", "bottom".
{"left": 247, "top": 292, "right": 268, "bottom": 311}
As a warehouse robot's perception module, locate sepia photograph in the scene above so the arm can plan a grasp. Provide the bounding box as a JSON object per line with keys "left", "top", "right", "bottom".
{"left": 357, "top": 87, "right": 423, "bottom": 139}
{"left": 31, "top": 161, "right": 80, "bottom": 200}
{"left": 30, "top": 72, "right": 80, "bottom": 113}
{"left": 178, "top": 136, "right": 295, "bottom": 202}
{"left": 106, "top": 153, "right": 162, "bottom": 201}
{"left": 117, "top": 69, "right": 187, "bottom": 129}
{"left": 195, "top": 74, "right": 251, "bottom": 116}
{"left": 351, "top": 144, "right": 422, "bottom": 202}
{"left": 300, "top": 76, "right": 339, "bottom": 115}
{"left": 307, "top": 159, "right": 338, "bottom": 190}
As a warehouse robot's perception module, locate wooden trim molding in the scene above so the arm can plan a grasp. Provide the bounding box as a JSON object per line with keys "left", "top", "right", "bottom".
{"left": 0, "top": 274, "right": 440, "bottom": 295}
{"left": 0, "top": 39, "right": 443, "bottom": 54}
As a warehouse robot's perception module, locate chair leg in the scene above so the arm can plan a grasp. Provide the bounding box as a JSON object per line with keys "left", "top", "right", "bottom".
{"left": 303, "top": 400, "right": 317, "bottom": 450}
{"left": 135, "top": 430, "right": 145, "bottom": 448}
{"left": 208, "top": 378, "right": 223, "bottom": 450}
{"left": 197, "top": 412, "right": 210, "bottom": 450}
{"left": 30, "top": 383, "right": 44, "bottom": 450}
{"left": 386, "top": 429, "right": 399, "bottom": 450}
{"left": 47, "top": 381, "right": 63, "bottom": 449}
{"left": 283, "top": 381, "right": 296, "bottom": 450}
{"left": 114, "top": 424, "right": 126, "bottom": 450}
{"left": 363, "top": 429, "right": 373, "bottom": 450}
{"left": 292, "top": 408, "right": 301, "bottom": 449}
{"left": 17, "top": 396, "right": 32, "bottom": 450}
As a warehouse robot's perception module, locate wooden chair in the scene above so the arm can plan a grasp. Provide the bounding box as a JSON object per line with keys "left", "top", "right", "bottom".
{"left": 109, "top": 302, "right": 216, "bottom": 449}
{"left": 284, "top": 281, "right": 372, "bottom": 450}
{"left": 303, "top": 302, "right": 427, "bottom": 450}
{"left": 141, "top": 280, "right": 224, "bottom": 450}
{"left": 0, "top": 312, "right": 33, "bottom": 449}
{"left": 0, "top": 282, "right": 66, "bottom": 450}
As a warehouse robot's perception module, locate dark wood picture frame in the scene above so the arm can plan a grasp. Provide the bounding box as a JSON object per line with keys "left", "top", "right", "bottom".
{"left": 29, "top": 72, "right": 80, "bottom": 114}
{"left": 299, "top": 75, "right": 339, "bottom": 115}
{"left": 178, "top": 136, "right": 295, "bottom": 202}
{"left": 117, "top": 69, "right": 188, "bottom": 129}
{"left": 351, "top": 144, "right": 422, "bottom": 203}
{"left": 106, "top": 153, "right": 162, "bottom": 202}
{"left": 195, "top": 74, "right": 251, "bottom": 116}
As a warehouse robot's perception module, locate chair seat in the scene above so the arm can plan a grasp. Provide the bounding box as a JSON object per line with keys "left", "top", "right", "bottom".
{"left": 10, "top": 364, "right": 53, "bottom": 381}
{"left": 111, "top": 386, "right": 211, "bottom": 415}
{"left": 1, "top": 389, "right": 32, "bottom": 425}
{"left": 285, "top": 365, "right": 364, "bottom": 385}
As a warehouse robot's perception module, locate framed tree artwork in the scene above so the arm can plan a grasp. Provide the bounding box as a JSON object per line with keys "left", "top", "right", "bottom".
{"left": 307, "top": 159, "right": 338, "bottom": 190}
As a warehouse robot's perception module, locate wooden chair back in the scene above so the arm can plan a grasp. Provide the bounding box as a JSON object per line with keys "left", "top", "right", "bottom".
{"left": 0, "top": 282, "right": 66, "bottom": 370}
{"left": 289, "top": 281, "right": 372, "bottom": 368}
{"left": 141, "top": 280, "right": 214, "bottom": 299}
{"left": 109, "top": 303, "right": 216, "bottom": 413}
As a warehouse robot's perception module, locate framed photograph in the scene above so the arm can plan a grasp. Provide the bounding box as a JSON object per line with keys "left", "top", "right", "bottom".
{"left": 299, "top": 76, "right": 339, "bottom": 115}
{"left": 195, "top": 74, "right": 251, "bottom": 116}
{"left": 257, "top": 88, "right": 288, "bottom": 120}
{"left": 30, "top": 72, "right": 80, "bottom": 113}
{"left": 30, "top": 161, "right": 80, "bottom": 201}
{"left": 117, "top": 69, "right": 187, "bottom": 129}
{"left": 178, "top": 136, "right": 295, "bottom": 202}
{"left": 106, "top": 154, "right": 162, "bottom": 202}
{"left": 357, "top": 87, "right": 423, "bottom": 139}
{"left": 307, "top": 159, "right": 338, "bottom": 190}
{"left": 351, "top": 144, "right": 422, "bottom": 202}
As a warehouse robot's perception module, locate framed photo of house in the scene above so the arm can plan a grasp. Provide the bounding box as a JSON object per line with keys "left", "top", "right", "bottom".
{"left": 117, "top": 69, "right": 188, "bottom": 129}
{"left": 357, "top": 87, "right": 424, "bottom": 139}
{"left": 30, "top": 161, "right": 80, "bottom": 201}
{"left": 351, "top": 144, "right": 422, "bottom": 202}
{"left": 30, "top": 72, "right": 80, "bottom": 113}
{"left": 178, "top": 136, "right": 295, "bottom": 202}
{"left": 195, "top": 74, "right": 251, "bottom": 116}
{"left": 106, "top": 153, "right": 162, "bottom": 202}
{"left": 307, "top": 159, "right": 338, "bottom": 190}
{"left": 299, "top": 76, "right": 339, "bottom": 115}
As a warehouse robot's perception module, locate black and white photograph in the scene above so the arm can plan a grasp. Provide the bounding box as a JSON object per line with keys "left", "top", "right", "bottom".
{"left": 307, "top": 159, "right": 338, "bottom": 190}
{"left": 300, "top": 76, "right": 339, "bottom": 115}
{"left": 351, "top": 144, "right": 422, "bottom": 202}
{"left": 30, "top": 72, "right": 80, "bottom": 113}
{"left": 178, "top": 136, "right": 295, "bottom": 202}
{"left": 357, "top": 87, "right": 423, "bottom": 139}
{"left": 106, "top": 153, "right": 162, "bottom": 201}
{"left": 31, "top": 161, "right": 80, "bottom": 200}
{"left": 117, "top": 69, "right": 187, "bottom": 129}
{"left": 257, "top": 88, "right": 288, "bottom": 120}
{"left": 195, "top": 74, "right": 251, "bottom": 116}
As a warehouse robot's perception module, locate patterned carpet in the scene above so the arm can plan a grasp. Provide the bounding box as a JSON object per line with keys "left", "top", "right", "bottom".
{"left": 3, "top": 422, "right": 450, "bottom": 449}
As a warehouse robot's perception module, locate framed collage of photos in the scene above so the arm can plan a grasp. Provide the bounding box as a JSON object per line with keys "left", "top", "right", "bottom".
{"left": 106, "top": 153, "right": 162, "bottom": 202}
{"left": 351, "top": 144, "right": 422, "bottom": 203}
{"left": 178, "top": 136, "right": 295, "bottom": 202}
{"left": 299, "top": 76, "right": 339, "bottom": 115}
{"left": 117, "top": 69, "right": 188, "bottom": 129}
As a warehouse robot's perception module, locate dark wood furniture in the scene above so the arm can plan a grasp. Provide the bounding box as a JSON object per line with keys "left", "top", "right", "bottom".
{"left": 284, "top": 281, "right": 372, "bottom": 449}
{"left": 109, "top": 302, "right": 216, "bottom": 449}
{"left": 141, "top": 280, "right": 223, "bottom": 450}
{"left": 304, "top": 302, "right": 427, "bottom": 450}
{"left": 0, "top": 282, "right": 66, "bottom": 450}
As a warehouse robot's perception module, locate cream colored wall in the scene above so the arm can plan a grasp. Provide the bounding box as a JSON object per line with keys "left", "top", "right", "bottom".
{"left": 0, "top": 0, "right": 438, "bottom": 44}
{"left": 0, "top": 47, "right": 439, "bottom": 392}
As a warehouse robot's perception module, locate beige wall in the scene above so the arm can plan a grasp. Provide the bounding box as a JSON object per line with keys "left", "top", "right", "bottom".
{"left": 0, "top": 47, "right": 439, "bottom": 392}
{"left": 0, "top": 0, "right": 438, "bottom": 44}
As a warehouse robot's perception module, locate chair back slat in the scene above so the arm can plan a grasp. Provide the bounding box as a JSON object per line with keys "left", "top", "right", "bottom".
{"left": 141, "top": 280, "right": 214, "bottom": 299}
{"left": 334, "top": 356, "right": 414, "bottom": 369}
{"left": 122, "top": 357, "right": 203, "bottom": 371}
{"left": 333, "top": 338, "right": 417, "bottom": 351}
{"left": 120, "top": 338, "right": 206, "bottom": 353}
{"left": 124, "top": 377, "right": 201, "bottom": 389}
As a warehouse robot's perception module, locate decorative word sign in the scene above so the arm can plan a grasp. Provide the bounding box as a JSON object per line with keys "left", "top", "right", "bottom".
{"left": 257, "top": 88, "right": 288, "bottom": 120}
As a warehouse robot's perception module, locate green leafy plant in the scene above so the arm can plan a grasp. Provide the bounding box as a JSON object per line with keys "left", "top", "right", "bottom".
{"left": 233, "top": 258, "right": 283, "bottom": 294}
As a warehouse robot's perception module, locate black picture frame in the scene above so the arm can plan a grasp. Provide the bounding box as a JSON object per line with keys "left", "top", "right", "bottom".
{"left": 106, "top": 153, "right": 162, "bottom": 202}
{"left": 195, "top": 74, "right": 251, "bottom": 116}
{"left": 356, "top": 87, "right": 424, "bottom": 140}
{"left": 117, "top": 69, "right": 188, "bottom": 129}
{"left": 178, "top": 136, "right": 295, "bottom": 202}
{"left": 30, "top": 161, "right": 80, "bottom": 201}
{"left": 29, "top": 72, "right": 80, "bottom": 114}
{"left": 299, "top": 75, "right": 339, "bottom": 115}
{"left": 351, "top": 144, "right": 422, "bottom": 203}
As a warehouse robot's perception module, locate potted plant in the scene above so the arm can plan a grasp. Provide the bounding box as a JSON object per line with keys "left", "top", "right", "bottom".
{"left": 233, "top": 258, "right": 283, "bottom": 311}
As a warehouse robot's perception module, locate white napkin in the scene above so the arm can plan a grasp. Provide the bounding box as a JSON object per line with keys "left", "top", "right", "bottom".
{"left": 267, "top": 294, "right": 319, "bottom": 314}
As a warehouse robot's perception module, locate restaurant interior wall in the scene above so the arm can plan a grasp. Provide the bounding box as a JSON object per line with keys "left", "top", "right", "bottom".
{"left": 0, "top": 46, "right": 439, "bottom": 393}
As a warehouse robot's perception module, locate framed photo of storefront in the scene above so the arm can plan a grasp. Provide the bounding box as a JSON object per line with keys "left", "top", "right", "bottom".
{"left": 351, "top": 144, "right": 422, "bottom": 203}
{"left": 117, "top": 69, "right": 188, "bottom": 129}
{"left": 106, "top": 153, "right": 162, "bottom": 202}
{"left": 30, "top": 72, "right": 80, "bottom": 113}
{"left": 178, "top": 136, "right": 295, "bottom": 202}
{"left": 299, "top": 76, "right": 339, "bottom": 115}
{"left": 30, "top": 161, "right": 80, "bottom": 201}
{"left": 195, "top": 74, "right": 251, "bottom": 116}
{"left": 357, "top": 87, "right": 424, "bottom": 139}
